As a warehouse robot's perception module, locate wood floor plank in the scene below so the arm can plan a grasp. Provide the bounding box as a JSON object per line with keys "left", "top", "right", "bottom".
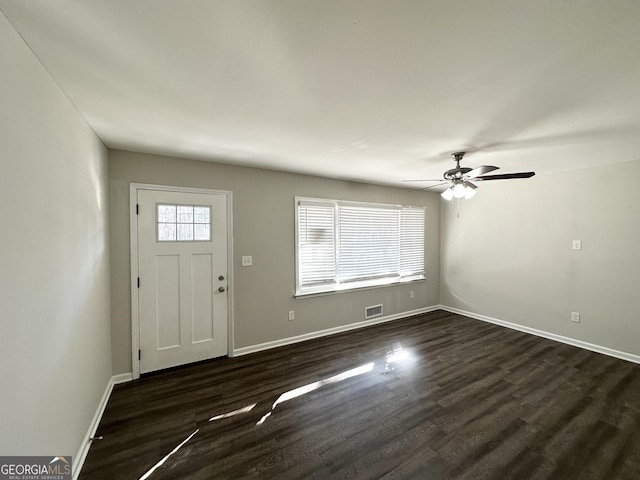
{"left": 79, "top": 311, "right": 640, "bottom": 479}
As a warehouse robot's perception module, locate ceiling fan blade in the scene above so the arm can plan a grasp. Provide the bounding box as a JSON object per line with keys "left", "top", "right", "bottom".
{"left": 402, "top": 179, "right": 444, "bottom": 182}
{"left": 409, "top": 181, "right": 449, "bottom": 192}
{"left": 475, "top": 172, "right": 535, "bottom": 181}
{"left": 466, "top": 165, "right": 499, "bottom": 178}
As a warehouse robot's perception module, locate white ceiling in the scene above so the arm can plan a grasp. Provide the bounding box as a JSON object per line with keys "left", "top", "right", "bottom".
{"left": 2, "top": 0, "right": 640, "bottom": 189}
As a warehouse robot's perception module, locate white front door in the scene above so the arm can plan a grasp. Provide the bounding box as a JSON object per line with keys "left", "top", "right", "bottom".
{"left": 136, "top": 188, "right": 229, "bottom": 374}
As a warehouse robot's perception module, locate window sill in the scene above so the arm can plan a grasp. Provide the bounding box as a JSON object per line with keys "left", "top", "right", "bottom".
{"left": 295, "top": 277, "right": 425, "bottom": 299}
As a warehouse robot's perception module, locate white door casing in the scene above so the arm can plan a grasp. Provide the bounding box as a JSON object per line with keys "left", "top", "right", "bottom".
{"left": 131, "top": 185, "right": 232, "bottom": 376}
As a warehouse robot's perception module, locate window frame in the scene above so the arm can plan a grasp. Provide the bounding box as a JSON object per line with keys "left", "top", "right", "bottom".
{"left": 295, "top": 196, "right": 426, "bottom": 297}
{"left": 156, "top": 203, "right": 212, "bottom": 243}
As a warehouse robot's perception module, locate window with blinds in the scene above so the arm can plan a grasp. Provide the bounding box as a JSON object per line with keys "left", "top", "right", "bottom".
{"left": 296, "top": 197, "right": 425, "bottom": 295}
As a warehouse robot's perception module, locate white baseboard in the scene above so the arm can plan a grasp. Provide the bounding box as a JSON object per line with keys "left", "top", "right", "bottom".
{"left": 73, "top": 372, "right": 133, "bottom": 479}
{"left": 112, "top": 372, "right": 134, "bottom": 384}
{"left": 440, "top": 305, "right": 640, "bottom": 365}
{"left": 233, "top": 306, "right": 440, "bottom": 357}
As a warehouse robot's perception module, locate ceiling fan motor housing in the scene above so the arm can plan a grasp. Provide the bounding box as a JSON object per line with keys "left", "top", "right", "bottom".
{"left": 444, "top": 166, "right": 471, "bottom": 180}
{"left": 444, "top": 152, "right": 471, "bottom": 180}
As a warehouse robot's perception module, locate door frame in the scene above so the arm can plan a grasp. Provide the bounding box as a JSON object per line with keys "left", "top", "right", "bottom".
{"left": 129, "top": 183, "right": 234, "bottom": 379}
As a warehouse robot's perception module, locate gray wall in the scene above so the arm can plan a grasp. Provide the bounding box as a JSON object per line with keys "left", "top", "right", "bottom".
{"left": 109, "top": 151, "right": 440, "bottom": 374}
{"left": 440, "top": 160, "right": 640, "bottom": 357}
{"left": 0, "top": 13, "right": 112, "bottom": 457}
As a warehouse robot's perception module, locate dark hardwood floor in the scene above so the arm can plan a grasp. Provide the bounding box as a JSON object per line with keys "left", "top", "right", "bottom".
{"left": 79, "top": 311, "right": 640, "bottom": 479}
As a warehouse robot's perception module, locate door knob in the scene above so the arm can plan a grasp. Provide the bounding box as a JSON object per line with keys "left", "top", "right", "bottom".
{"left": 218, "top": 286, "right": 225, "bottom": 292}
{"left": 218, "top": 275, "right": 225, "bottom": 281}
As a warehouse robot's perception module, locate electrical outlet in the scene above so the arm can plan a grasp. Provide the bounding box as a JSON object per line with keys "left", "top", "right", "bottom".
{"left": 241, "top": 256, "right": 253, "bottom": 267}
{"left": 288, "top": 310, "right": 295, "bottom": 321}
{"left": 571, "top": 312, "right": 580, "bottom": 323}
{"left": 572, "top": 240, "right": 582, "bottom": 250}
{"left": 410, "top": 290, "right": 415, "bottom": 299}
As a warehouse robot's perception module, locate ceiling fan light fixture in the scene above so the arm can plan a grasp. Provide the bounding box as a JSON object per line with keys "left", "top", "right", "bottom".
{"left": 441, "top": 187, "right": 454, "bottom": 201}
{"left": 441, "top": 181, "right": 475, "bottom": 201}
{"left": 464, "top": 187, "right": 476, "bottom": 199}
{"left": 452, "top": 182, "right": 467, "bottom": 198}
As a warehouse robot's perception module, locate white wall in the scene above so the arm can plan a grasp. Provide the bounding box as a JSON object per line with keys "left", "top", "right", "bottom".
{"left": 109, "top": 150, "right": 440, "bottom": 375}
{"left": 440, "top": 161, "right": 640, "bottom": 357}
{"left": 0, "top": 12, "right": 112, "bottom": 459}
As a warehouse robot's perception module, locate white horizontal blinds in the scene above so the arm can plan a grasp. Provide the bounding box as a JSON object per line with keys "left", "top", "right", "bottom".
{"left": 297, "top": 202, "right": 336, "bottom": 288}
{"left": 399, "top": 207, "right": 425, "bottom": 278}
{"left": 296, "top": 197, "right": 425, "bottom": 295}
{"left": 337, "top": 205, "right": 400, "bottom": 282}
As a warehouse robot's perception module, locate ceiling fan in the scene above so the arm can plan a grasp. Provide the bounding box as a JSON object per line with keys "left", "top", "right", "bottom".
{"left": 405, "top": 151, "right": 535, "bottom": 200}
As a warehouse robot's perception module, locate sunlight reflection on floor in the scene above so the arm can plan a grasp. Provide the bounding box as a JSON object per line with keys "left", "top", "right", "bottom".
{"left": 139, "top": 345, "right": 416, "bottom": 479}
